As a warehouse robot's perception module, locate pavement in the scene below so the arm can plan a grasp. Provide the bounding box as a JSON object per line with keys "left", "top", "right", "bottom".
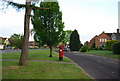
{"left": 63, "top": 51, "right": 120, "bottom": 80}
{"left": 1, "top": 59, "right": 74, "bottom": 64}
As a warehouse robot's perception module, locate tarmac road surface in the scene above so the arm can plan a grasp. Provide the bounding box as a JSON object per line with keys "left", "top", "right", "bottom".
{"left": 63, "top": 51, "right": 119, "bottom": 80}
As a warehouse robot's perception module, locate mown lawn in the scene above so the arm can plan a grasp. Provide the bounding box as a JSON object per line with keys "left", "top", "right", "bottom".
{"left": 82, "top": 50, "right": 120, "bottom": 60}
{"left": 2, "top": 50, "right": 93, "bottom": 79}
{"left": 2, "top": 50, "right": 71, "bottom": 62}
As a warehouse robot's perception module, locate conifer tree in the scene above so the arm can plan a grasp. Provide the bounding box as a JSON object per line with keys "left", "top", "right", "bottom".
{"left": 70, "top": 29, "right": 81, "bottom": 51}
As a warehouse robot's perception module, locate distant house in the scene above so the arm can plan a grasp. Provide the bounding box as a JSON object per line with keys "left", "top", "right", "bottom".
{"left": 0, "top": 37, "right": 10, "bottom": 45}
{"left": 28, "top": 41, "right": 38, "bottom": 48}
{"left": 84, "top": 29, "right": 120, "bottom": 48}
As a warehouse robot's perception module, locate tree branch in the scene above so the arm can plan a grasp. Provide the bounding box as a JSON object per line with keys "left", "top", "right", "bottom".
{"left": 8, "top": 1, "right": 26, "bottom": 9}
{"left": 6, "top": 1, "right": 49, "bottom": 10}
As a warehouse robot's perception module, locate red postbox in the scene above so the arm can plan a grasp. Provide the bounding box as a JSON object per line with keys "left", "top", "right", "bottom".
{"left": 59, "top": 45, "right": 64, "bottom": 61}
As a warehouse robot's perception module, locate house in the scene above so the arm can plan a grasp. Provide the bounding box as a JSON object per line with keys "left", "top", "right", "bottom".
{"left": 29, "top": 41, "right": 38, "bottom": 48}
{"left": 111, "top": 29, "right": 120, "bottom": 41}
{"left": 0, "top": 37, "right": 7, "bottom": 44}
{"left": 0, "top": 37, "right": 10, "bottom": 45}
{"left": 84, "top": 29, "right": 120, "bottom": 48}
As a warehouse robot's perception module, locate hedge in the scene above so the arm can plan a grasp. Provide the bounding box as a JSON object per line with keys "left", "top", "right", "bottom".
{"left": 112, "top": 42, "right": 120, "bottom": 54}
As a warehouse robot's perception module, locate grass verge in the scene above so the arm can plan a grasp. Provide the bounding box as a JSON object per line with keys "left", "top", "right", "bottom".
{"left": 2, "top": 50, "right": 71, "bottom": 62}
{"left": 2, "top": 50, "right": 93, "bottom": 79}
{"left": 81, "top": 50, "right": 120, "bottom": 60}
{"left": 2, "top": 60, "right": 92, "bottom": 79}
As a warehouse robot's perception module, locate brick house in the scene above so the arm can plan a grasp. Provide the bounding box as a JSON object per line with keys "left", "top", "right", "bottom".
{"left": 84, "top": 29, "right": 120, "bottom": 48}
{"left": 28, "top": 41, "right": 38, "bottom": 48}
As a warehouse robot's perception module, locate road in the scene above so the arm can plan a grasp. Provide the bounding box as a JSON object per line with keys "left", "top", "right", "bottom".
{"left": 0, "top": 48, "right": 49, "bottom": 53}
{"left": 63, "top": 51, "right": 119, "bottom": 80}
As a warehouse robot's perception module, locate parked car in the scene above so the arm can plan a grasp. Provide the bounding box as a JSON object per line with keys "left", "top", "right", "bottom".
{"left": 5, "top": 46, "right": 12, "bottom": 49}
{"left": 64, "top": 47, "right": 68, "bottom": 51}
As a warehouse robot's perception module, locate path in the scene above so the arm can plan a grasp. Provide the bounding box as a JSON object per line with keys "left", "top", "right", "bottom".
{"left": 1, "top": 59, "right": 74, "bottom": 64}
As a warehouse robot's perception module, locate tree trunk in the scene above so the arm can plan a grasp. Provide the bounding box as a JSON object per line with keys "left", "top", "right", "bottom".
{"left": 18, "top": 2, "right": 31, "bottom": 66}
{"left": 49, "top": 46, "right": 52, "bottom": 57}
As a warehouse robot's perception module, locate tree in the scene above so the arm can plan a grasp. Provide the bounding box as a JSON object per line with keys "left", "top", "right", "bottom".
{"left": 9, "top": 34, "right": 23, "bottom": 49}
{"left": 69, "top": 29, "right": 81, "bottom": 51}
{"left": 62, "top": 30, "right": 73, "bottom": 44}
{"left": 31, "top": 1, "right": 65, "bottom": 57}
{"left": 1, "top": 0, "right": 49, "bottom": 66}
{"left": 105, "top": 40, "right": 117, "bottom": 50}
{"left": 91, "top": 42, "right": 96, "bottom": 49}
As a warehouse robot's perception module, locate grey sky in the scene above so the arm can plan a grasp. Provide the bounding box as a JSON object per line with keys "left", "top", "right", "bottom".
{"left": 0, "top": 0, "right": 119, "bottom": 43}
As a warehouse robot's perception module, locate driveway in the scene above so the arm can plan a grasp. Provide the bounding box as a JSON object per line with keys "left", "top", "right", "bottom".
{"left": 63, "top": 51, "right": 119, "bottom": 80}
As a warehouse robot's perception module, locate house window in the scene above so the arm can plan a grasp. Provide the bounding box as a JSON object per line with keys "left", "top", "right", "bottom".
{"left": 99, "top": 44, "right": 105, "bottom": 48}
{"left": 105, "top": 39, "right": 107, "bottom": 42}
{"left": 100, "top": 39, "right": 107, "bottom": 42}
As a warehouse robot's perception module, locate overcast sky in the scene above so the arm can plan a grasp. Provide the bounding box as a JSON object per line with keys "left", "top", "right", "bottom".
{"left": 0, "top": 0, "right": 119, "bottom": 44}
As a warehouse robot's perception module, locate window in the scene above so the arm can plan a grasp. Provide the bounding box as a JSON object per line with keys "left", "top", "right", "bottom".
{"left": 99, "top": 44, "right": 105, "bottom": 47}
{"left": 100, "top": 39, "right": 107, "bottom": 42}
{"left": 105, "top": 39, "right": 107, "bottom": 42}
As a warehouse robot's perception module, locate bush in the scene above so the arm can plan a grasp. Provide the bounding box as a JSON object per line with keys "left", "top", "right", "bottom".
{"left": 80, "top": 45, "right": 90, "bottom": 52}
{"left": 112, "top": 42, "right": 120, "bottom": 54}
{"left": 94, "top": 47, "right": 98, "bottom": 50}
{"left": 98, "top": 46, "right": 103, "bottom": 50}
{"left": 106, "top": 40, "right": 117, "bottom": 51}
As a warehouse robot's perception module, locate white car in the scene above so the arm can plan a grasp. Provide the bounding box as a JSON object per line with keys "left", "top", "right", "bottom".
{"left": 64, "top": 47, "right": 68, "bottom": 51}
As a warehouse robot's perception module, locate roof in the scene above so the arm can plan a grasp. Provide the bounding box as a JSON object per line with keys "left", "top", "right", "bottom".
{"left": 113, "top": 33, "right": 120, "bottom": 36}
{"left": 105, "top": 33, "right": 112, "bottom": 37}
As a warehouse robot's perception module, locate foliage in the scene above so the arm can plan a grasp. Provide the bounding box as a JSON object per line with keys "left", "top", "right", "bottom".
{"left": 112, "top": 42, "right": 120, "bottom": 54}
{"left": 105, "top": 40, "right": 117, "bottom": 51}
{"left": 9, "top": 34, "right": 23, "bottom": 49}
{"left": 3, "top": 42, "right": 6, "bottom": 46}
{"left": 62, "top": 30, "right": 73, "bottom": 44}
{"left": 31, "top": 2, "right": 65, "bottom": 57}
{"left": 69, "top": 29, "right": 81, "bottom": 51}
{"left": 94, "top": 47, "right": 98, "bottom": 50}
{"left": 80, "top": 45, "right": 90, "bottom": 52}
{"left": 1, "top": 0, "right": 47, "bottom": 66}
{"left": 98, "top": 46, "right": 103, "bottom": 50}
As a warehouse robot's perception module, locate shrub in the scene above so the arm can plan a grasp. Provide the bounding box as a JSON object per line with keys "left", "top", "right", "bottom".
{"left": 105, "top": 40, "right": 117, "bottom": 50}
{"left": 94, "top": 47, "right": 98, "bottom": 50}
{"left": 80, "top": 45, "right": 90, "bottom": 52}
{"left": 98, "top": 46, "right": 103, "bottom": 50}
{"left": 112, "top": 42, "right": 120, "bottom": 54}
{"left": 91, "top": 42, "right": 96, "bottom": 49}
